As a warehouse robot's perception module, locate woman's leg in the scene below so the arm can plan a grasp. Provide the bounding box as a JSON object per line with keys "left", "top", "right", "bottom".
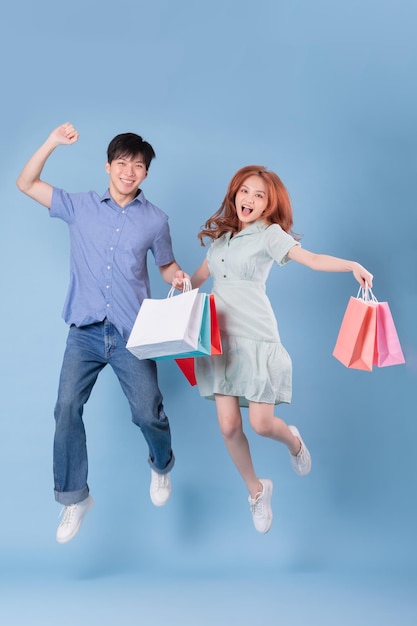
{"left": 248, "top": 402, "right": 301, "bottom": 453}
{"left": 248, "top": 402, "right": 311, "bottom": 475}
{"left": 215, "top": 394, "right": 274, "bottom": 533}
{"left": 215, "top": 394, "right": 262, "bottom": 499}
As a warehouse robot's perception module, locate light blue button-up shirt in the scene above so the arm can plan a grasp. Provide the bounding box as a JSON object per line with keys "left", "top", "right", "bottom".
{"left": 50, "top": 187, "right": 175, "bottom": 340}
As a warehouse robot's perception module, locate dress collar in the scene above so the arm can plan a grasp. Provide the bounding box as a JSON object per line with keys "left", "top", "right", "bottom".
{"left": 229, "top": 220, "right": 268, "bottom": 240}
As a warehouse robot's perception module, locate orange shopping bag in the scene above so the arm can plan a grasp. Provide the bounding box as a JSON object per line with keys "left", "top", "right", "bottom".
{"left": 176, "top": 294, "right": 222, "bottom": 385}
{"left": 332, "top": 288, "right": 377, "bottom": 371}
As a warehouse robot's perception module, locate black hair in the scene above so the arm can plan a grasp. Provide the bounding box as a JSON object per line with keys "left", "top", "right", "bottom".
{"left": 106, "top": 133, "right": 156, "bottom": 170}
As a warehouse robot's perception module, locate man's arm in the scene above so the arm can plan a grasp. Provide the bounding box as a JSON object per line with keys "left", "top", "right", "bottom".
{"left": 159, "top": 262, "right": 190, "bottom": 286}
{"left": 16, "top": 122, "right": 79, "bottom": 209}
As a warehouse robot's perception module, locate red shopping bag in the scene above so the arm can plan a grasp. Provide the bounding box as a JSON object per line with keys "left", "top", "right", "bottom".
{"left": 175, "top": 357, "right": 198, "bottom": 386}
{"left": 373, "top": 301, "right": 405, "bottom": 367}
{"left": 175, "top": 294, "right": 222, "bottom": 385}
{"left": 332, "top": 292, "right": 377, "bottom": 371}
{"left": 208, "top": 294, "right": 222, "bottom": 355}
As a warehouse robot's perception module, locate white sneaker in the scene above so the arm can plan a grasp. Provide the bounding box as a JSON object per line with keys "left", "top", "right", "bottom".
{"left": 150, "top": 469, "right": 171, "bottom": 506}
{"left": 288, "top": 425, "right": 312, "bottom": 476}
{"left": 248, "top": 478, "right": 273, "bottom": 534}
{"left": 56, "top": 495, "right": 94, "bottom": 544}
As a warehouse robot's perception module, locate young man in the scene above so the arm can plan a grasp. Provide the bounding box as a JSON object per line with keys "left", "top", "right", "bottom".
{"left": 17, "top": 122, "right": 187, "bottom": 543}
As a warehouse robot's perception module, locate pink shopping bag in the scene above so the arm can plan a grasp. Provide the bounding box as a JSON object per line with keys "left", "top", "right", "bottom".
{"left": 332, "top": 291, "right": 377, "bottom": 371}
{"left": 373, "top": 301, "right": 405, "bottom": 367}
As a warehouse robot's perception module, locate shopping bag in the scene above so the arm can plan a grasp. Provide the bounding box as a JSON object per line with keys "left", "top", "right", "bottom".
{"left": 126, "top": 283, "right": 210, "bottom": 360}
{"left": 166, "top": 292, "right": 211, "bottom": 360}
{"left": 175, "top": 294, "right": 223, "bottom": 385}
{"left": 332, "top": 288, "right": 377, "bottom": 371}
{"left": 373, "top": 301, "right": 405, "bottom": 367}
{"left": 208, "top": 294, "right": 222, "bottom": 355}
{"left": 175, "top": 357, "right": 198, "bottom": 386}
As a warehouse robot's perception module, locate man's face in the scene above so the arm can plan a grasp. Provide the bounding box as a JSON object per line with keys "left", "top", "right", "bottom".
{"left": 105, "top": 153, "right": 148, "bottom": 202}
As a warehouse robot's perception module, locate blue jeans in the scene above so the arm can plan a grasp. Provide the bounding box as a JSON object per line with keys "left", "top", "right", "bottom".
{"left": 53, "top": 320, "right": 175, "bottom": 505}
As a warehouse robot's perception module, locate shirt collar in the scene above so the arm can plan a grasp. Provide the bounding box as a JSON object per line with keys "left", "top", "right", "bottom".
{"left": 100, "top": 188, "right": 145, "bottom": 207}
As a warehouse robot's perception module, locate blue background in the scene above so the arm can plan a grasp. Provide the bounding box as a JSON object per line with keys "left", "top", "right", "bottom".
{"left": 1, "top": 0, "right": 416, "bottom": 624}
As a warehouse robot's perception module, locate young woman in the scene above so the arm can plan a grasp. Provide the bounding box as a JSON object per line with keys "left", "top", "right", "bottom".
{"left": 175, "top": 165, "right": 373, "bottom": 534}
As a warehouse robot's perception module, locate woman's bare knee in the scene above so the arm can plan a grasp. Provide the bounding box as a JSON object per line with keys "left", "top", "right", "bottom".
{"left": 215, "top": 396, "right": 242, "bottom": 440}
{"left": 249, "top": 414, "right": 273, "bottom": 437}
{"left": 218, "top": 413, "right": 242, "bottom": 440}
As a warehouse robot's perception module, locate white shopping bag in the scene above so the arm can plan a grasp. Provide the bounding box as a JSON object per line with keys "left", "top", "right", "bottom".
{"left": 126, "top": 287, "right": 208, "bottom": 360}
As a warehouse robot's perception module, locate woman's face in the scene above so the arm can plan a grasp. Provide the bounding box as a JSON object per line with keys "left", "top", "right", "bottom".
{"left": 234, "top": 175, "right": 268, "bottom": 228}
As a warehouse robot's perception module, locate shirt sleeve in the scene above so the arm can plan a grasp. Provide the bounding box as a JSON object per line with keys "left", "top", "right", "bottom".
{"left": 265, "top": 224, "right": 300, "bottom": 266}
{"left": 49, "top": 187, "right": 75, "bottom": 223}
{"left": 151, "top": 219, "right": 176, "bottom": 267}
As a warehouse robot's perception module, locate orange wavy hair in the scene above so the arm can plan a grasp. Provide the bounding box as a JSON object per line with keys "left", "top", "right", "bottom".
{"left": 198, "top": 165, "right": 297, "bottom": 245}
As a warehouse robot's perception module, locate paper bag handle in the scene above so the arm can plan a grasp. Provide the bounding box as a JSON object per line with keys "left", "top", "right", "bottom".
{"left": 167, "top": 278, "right": 193, "bottom": 299}
{"left": 356, "top": 284, "right": 378, "bottom": 303}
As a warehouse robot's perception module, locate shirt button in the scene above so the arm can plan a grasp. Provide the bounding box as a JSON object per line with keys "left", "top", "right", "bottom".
{"left": 116, "top": 228, "right": 120, "bottom": 232}
{"left": 110, "top": 246, "right": 114, "bottom": 251}
{"left": 106, "top": 303, "right": 110, "bottom": 308}
{"left": 106, "top": 285, "right": 110, "bottom": 289}
{"left": 107, "top": 265, "right": 111, "bottom": 270}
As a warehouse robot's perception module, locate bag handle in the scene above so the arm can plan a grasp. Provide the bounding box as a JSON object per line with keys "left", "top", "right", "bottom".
{"left": 167, "top": 278, "right": 193, "bottom": 299}
{"left": 356, "top": 284, "right": 378, "bottom": 303}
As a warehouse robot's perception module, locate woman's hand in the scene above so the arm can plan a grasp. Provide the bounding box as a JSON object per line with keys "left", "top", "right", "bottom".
{"left": 353, "top": 263, "right": 374, "bottom": 289}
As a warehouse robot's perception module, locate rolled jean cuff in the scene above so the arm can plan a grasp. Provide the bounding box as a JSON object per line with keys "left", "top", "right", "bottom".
{"left": 54, "top": 485, "right": 89, "bottom": 506}
{"left": 148, "top": 451, "right": 175, "bottom": 474}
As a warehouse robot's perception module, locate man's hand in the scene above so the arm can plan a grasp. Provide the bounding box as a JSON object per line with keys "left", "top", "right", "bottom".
{"left": 172, "top": 270, "right": 191, "bottom": 290}
{"left": 48, "top": 122, "right": 79, "bottom": 147}
{"left": 16, "top": 122, "right": 80, "bottom": 207}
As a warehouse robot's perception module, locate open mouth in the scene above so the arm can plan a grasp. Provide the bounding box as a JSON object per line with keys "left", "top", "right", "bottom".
{"left": 241, "top": 205, "right": 253, "bottom": 216}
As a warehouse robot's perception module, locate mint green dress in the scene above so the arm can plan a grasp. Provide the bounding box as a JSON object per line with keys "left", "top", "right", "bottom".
{"left": 195, "top": 220, "right": 299, "bottom": 407}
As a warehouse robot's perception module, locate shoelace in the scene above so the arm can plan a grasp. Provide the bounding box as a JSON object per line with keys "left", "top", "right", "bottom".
{"left": 249, "top": 494, "right": 264, "bottom": 517}
{"left": 296, "top": 443, "right": 308, "bottom": 464}
{"left": 152, "top": 473, "right": 169, "bottom": 489}
{"left": 58, "top": 504, "right": 77, "bottom": 526}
